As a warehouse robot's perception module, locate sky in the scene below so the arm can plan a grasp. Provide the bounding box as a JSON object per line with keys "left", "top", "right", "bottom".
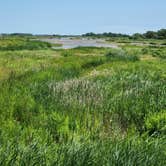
{"left": 0, "top": 0, "right": 166, "bottom": 35}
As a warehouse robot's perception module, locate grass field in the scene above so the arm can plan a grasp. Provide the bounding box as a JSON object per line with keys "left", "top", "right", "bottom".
{"left": 0, "top": 37, "right": 166, "bottom": 165}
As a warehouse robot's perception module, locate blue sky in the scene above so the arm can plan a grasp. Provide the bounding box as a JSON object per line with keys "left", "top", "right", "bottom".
{"left": 0, "top": 0, "right": 166, "bottom": 34}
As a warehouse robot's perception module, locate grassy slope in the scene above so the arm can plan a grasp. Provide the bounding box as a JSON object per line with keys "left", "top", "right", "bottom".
{"left": 0, "top": 39, "right": 166, "bottom": 165}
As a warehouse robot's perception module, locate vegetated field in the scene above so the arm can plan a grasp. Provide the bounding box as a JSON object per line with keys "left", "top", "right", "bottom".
{"left": 0, "top": 36, "right": 166, "bottom": 166}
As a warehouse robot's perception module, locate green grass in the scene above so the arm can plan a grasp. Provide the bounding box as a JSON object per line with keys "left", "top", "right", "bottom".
{"left": 0, "top": 38, "right": 166, "bottom": 165}
{"left": 0, "top": 37, "right": 52, "bottom": 51}
{"left": 105, "top": 49, "right": 140, "bottom": 61}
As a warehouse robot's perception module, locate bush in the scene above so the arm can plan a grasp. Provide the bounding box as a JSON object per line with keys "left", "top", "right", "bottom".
{"left": 105, "top": 49, "right": 139, "bottom": 62}
{"left": 151, "top": 49, "right": 166, "bottom": 59}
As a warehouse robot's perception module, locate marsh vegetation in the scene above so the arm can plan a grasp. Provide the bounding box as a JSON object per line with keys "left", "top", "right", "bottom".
{"left": 0, "top": 36, "right": 165, "bottom": 165}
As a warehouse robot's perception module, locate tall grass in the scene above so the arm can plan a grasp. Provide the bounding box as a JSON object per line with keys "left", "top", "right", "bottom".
{"left": 0, "top": 45, "right": 165, "bottom": 165}
{"left": 105, "top": 49, "right": 140, "bottom": 62}
{"left": 0, "top": 137, "right": 165, "bottom": 166}
{"left": 0, "top": 38, "right": 51, "bottom": 51}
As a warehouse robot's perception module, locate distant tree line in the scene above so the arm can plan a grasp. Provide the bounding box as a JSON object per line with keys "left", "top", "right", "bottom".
{"left": 1, "top": 29, "right": 166, "bottom": 39}
{"left": 0, "top": 33, "right": 33, "bottom": 37}
{"left": 82, "top": 32, "right": 129, "bottom": 38}
{"left": 82, "top": 29, "right": 166, "bottom": 39}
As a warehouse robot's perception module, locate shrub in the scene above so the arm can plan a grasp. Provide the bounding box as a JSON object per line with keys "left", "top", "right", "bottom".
{"left": 105, "top": 49, "right": 139, "bottom": 62}
{"left": 151, "top": 49, "right": 166, "bottom": 59}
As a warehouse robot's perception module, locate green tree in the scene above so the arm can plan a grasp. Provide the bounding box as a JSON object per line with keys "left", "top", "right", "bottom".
{"left": 157, "top": 29, "right": 166, "bottom": 39}
{"left": 132, "top": 33, "right": 144, "bottom": 39}
{"left": 144, "top": 31, "right": 157, "bottom": 39}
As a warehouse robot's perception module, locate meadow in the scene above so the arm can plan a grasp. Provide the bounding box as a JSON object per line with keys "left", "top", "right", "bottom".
{"left": 0, "top": 36, "right": 166, "bottom": 166}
